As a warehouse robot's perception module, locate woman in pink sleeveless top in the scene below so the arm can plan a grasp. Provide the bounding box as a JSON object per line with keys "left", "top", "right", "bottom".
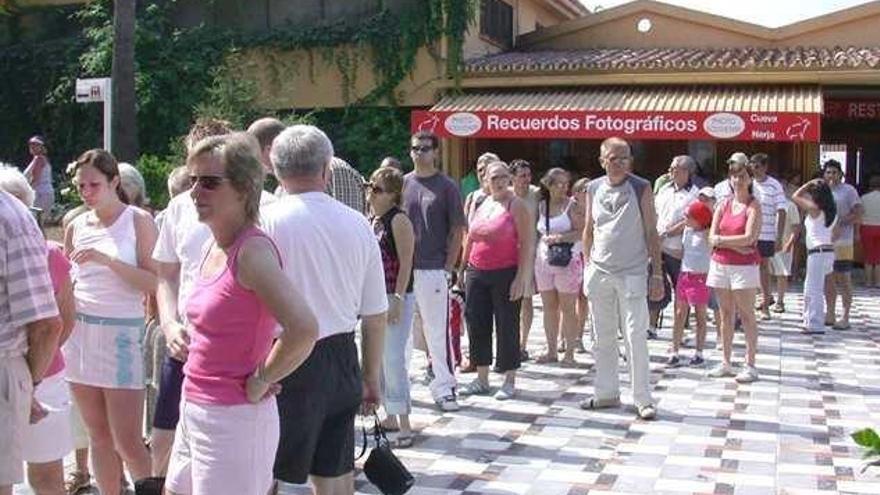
{"left": 459, "top": 161, "right": 533, "bottom": 401}
{"left": 706, "top": 158, "right": 762, "bottom": 384}
{"left": 164, "top": 133, "right": 318, "bottom": 495}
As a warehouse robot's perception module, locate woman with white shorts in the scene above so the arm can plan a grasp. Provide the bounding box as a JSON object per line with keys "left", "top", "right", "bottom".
{"left": 706, "top": 156, "right": 762, "bottom": 383}
{"left": 64, "top": 149, "right": 158, "bottom": 494}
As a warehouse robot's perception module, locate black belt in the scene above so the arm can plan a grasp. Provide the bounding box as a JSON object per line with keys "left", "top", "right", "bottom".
{"left": 807, "top": 246, "right": 834, "bottom": 255}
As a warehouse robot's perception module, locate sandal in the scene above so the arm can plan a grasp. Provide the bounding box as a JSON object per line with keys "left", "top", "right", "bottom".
{"left": 559, "top": 356, "right": 579, "bottom": 368}
{"left": 535, "top": 353, "right": 558, "bottom": 364}
{"left": 65, "top": 471, "right": 91, "bottom": 495}
{"left": 771, "top": 303, "right": 785, "bottom": 313}
{"left": 832, "top": 322, "right": 851, "bottom": 331}
{"left": 390, "top": 434, "right": 414, "bottom": 449}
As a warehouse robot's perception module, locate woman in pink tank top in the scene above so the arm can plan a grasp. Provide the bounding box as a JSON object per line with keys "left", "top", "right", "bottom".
{"left": 706, "top": 157, "right": 762, "bottom": 384}
{"left": 459, "top": 161, "right": 534, "bottom": 401}
{"left": 164, "top": 133, "right": 318, "bottom": 495}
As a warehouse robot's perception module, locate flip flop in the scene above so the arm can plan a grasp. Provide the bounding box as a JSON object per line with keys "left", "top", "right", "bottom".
{"left": 390, "top": 434, "right": 414, "bottom": 449}
{"left": 535, "top": 353, "right": 558, "bottom": 364}
{"left": 832, "top": 322, "right": 851, "bottom": 330}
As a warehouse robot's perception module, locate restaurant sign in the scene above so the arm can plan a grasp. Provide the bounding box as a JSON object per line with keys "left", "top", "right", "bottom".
{"left": 825, "top": 99, "right": 880, "bottom": 121}
{"left": 411, "top": 110, "right": 820, "bottom": 142}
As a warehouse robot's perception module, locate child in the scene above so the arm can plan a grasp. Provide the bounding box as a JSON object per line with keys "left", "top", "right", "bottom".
{"left": 669, "top": 200, "right": 713, "bottom": 366}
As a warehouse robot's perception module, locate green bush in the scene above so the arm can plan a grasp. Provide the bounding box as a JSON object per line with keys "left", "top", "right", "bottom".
{"left": 137, "top": 153, "right": 178, "bottom": 209}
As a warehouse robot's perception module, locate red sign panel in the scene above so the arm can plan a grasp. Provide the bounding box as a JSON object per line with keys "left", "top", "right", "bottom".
{"left": 411, "top": 110, "right": 820, "bottom": 142}
{"left": 825, "top": 99, "right": 880, "bottom": 121}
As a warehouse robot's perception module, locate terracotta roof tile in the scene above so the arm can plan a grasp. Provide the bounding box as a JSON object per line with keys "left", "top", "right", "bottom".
{"left": 464, "top": 46, "right": 880, "bottom": 74}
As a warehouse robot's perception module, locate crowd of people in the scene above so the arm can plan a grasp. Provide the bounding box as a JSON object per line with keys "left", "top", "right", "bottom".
{"left": 2, "top": 123, "right": 879, "bottom": 495}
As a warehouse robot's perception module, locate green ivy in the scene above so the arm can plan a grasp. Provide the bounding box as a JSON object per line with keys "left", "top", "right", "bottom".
{"left": 0, "top": 0, "right": 476, "bottom": 209}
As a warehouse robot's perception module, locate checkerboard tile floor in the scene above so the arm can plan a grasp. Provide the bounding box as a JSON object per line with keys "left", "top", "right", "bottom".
{"left": 15, "top": 288, "right": 880, "bottom": 494}
{"left": 347, "top": 286, "right": 880, "bottom": 495}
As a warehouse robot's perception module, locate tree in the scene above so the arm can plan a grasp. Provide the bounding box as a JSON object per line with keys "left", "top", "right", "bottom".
{"left": 111, "top": 0, "right": 137, "bottom": 161}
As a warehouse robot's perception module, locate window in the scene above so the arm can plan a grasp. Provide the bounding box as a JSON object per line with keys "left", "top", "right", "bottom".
{"left": 480, "top": 0, "right": 514, "bottom": 48}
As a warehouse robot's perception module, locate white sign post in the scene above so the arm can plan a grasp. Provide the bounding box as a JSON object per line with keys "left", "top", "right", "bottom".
{"left": 75, "top": 77, "right": 112, "bottom": 151}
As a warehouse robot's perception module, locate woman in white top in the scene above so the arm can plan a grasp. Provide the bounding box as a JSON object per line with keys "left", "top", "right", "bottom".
{"left": 534, "top": 168, "right": 584, "bottom": 366}
{"left": 791, "top": 178, "right": 837, "bottom": 334}
{"left": 64, "top": 149, "right": 158, "bottom": 494}
{"left": 860, "top": 175, "right": 880, "bottom": 287}
{"left": 24, "top": 135, "right": 54, "bottom": 214}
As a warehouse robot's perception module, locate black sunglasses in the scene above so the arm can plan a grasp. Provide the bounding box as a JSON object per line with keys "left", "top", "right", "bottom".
{"left": 410, "top": 145, "right": 434, "bottom": 153}
{"left": 366, "top": 182, "right": 386, "bottom": 194}
{"left": 189, "top": 175, "right": 228, "bottom": 191}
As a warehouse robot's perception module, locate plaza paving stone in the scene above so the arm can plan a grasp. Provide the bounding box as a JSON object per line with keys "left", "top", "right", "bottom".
{"left": 15, "top": 287, "right": 880, "bottom": 494}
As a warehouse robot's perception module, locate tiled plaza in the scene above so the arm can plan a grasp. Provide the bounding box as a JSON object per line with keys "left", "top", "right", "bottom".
{"left": 15, "top": 288, "right": 880, "bottom": 494}
{"left": 350, "top": 286, "right": 880, "bottom": 495}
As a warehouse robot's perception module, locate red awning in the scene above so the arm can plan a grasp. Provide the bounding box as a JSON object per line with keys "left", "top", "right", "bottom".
{"left": 411, "top": 86, "right": 822, "bottom": 142}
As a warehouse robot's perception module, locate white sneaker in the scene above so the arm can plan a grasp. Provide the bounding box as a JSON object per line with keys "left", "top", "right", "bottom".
{"left": 735, "top": 365, "right": 759, "bottom": 383}
{"left": 707, "top": 363, "right": 735, "bottom": 378}
{"left": 435, "top": 395, "right": 460, "bottom": 412}
{"left": 494, "top": 382, "right": 515, "bottom": 401}
{"left": 459, "top": 379, "right": 491, "bottom": 396}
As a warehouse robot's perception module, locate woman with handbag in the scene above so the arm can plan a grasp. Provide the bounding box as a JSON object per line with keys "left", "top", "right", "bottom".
{"left": 366, "top": 166, "right": 417, "bottom": 448}
{"left": 534, "top": 168, "right": 585, "bottom": 366}
{"left": 459, "top": 161, "right": 533, "bottom": 400}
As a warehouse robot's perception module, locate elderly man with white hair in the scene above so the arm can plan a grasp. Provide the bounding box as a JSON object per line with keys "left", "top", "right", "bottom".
{"left": 650, "top": 155, "right": 699, "bottom": 338}
{"left": 262, "top": 125, "right": 387, "bottom": 495}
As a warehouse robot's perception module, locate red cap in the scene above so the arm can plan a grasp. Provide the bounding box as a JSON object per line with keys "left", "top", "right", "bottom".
{"left": 687, "top": 200, "right": 713, "bottom": 229}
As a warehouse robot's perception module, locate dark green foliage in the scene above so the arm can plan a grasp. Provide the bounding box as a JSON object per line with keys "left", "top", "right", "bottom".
{"left": 0, "top": 0, "right": 475, "bottom": 208}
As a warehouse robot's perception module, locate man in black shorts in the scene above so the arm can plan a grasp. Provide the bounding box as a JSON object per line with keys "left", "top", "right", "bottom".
{"left": 263, "top": 125, "right": 388, "bottom": 494}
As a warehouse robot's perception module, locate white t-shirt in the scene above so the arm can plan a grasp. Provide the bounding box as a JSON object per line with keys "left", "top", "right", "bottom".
{"left": 713, "top": 179, "right": 733, "bottom": 203}
{"left": 753, "top": 175, "right": 787, "bottom": 242}
{"left": 261, "top": 192, "right": 388, "bottom": 340}
{"left": 862, "top": 190, "right": 880, "bottom": 226}
{"left": 680, "top": 226, "right": 711, "bottom": 274}
{"left": 152, "top": 190, "right": 277, "bottom": 319}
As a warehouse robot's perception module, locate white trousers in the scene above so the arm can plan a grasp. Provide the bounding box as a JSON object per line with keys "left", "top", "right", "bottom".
{"left": 584, "top": 266, "right": 653, "bottom": 407}
{"left": 412, "top": 270, "right": 457, "bottom": 400}
{"left": 803, "top": 251, "right": 834, "bottom": 330}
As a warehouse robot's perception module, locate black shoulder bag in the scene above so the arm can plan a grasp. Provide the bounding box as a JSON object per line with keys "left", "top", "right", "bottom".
{"left": 544, "top": 198, "right": 574, "bottom": 267}
{"left": 357, "top": 414, "right": 414, "bottom": 495}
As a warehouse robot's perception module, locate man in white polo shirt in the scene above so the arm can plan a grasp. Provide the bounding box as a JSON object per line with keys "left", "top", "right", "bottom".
{"left": 263, "top": 125, "right": 387, "bottom": 495}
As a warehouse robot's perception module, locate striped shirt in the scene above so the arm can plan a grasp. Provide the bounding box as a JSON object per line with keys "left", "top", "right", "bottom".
{"left": 0, "top": 190, "right": 58, "bottom": 353}
{"left": 326, "top": 157, "right": 366, "bottom": 215}
{"left": 753, "top": 175, "right": 787, "bottom": 241}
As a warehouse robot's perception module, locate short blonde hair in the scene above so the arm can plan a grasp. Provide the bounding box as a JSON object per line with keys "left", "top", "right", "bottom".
{"left": 0, "top": 163, "right": 35, "bottom": 207}
{"left": 187, "top": 133, "right": 265, "bottom": 224}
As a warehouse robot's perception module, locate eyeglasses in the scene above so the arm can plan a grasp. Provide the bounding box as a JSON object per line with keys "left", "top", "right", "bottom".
{"left": 189, "top": 175, "right": 228, "bottom": 191}
{"left": 604, "top": 156, "right": 632, "bottom": 164}
{"left": 410, "top": 145, "right": 434, "bottom": 154}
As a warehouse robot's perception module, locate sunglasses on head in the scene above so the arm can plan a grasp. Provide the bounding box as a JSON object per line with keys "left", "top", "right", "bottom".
{"left": 410, "top": 145, "right": 434, "bottom": 153}
{"left": 189, "top": 175, "right": 227, "bottom": 190}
